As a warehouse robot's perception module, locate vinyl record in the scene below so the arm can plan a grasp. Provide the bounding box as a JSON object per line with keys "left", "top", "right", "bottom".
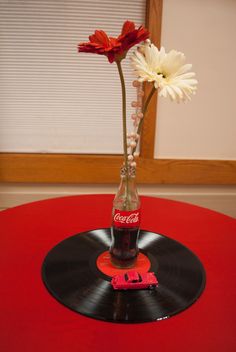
{"left": 42, "top": 229, "right": 206, "bottom": 323}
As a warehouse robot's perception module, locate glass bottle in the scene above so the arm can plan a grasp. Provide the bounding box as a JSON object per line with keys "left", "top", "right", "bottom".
{"left": 110, "top": 165, "right": 141, "bottom": 268}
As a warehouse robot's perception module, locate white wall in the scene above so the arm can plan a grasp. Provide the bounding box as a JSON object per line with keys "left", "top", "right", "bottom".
{"left": 155, "top": 0, "right": 236, "bottom": 160}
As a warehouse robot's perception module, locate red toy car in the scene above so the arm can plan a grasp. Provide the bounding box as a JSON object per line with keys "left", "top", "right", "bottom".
{"left": 111, "top": 270, "right": 158, "bottom": 290}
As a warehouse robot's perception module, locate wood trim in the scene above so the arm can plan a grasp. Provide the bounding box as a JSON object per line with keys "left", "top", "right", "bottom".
{"left": 0, "top": 153, "right": 235, "bottom": 185}
{"left": 141, "top": 0, "right": 162, "bottom": 158}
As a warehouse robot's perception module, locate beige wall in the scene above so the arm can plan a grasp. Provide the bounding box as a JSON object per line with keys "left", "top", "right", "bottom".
{"left": 155, "top": 0, "right": 236, "bottom": 159}
{"left": 0, "top": 183, "right": 235, "bottom": 218}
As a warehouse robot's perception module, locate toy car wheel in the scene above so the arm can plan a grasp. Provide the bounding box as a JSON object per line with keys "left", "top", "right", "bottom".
{"left": 149, "top": 285, "right": 156, "bottom": 289}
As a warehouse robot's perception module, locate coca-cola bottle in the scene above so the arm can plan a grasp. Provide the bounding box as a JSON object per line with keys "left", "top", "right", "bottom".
{"left": 110, "top": 165, "right": 141, "bottom": 268}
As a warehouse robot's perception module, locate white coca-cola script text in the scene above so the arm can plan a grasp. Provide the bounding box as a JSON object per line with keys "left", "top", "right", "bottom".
{"left": 114, "top": 212, "right": 139, "bottom": 224}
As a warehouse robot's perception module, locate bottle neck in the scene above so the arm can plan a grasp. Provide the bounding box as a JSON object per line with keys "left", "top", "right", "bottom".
{"left": 114, "top": 165, "right": 139, "bottom": 211}
{"left": 120, "top": 165, "right": 136, "bottom": 179}
{"left": 120, "top": 165, "right": 137, "bottom": 193}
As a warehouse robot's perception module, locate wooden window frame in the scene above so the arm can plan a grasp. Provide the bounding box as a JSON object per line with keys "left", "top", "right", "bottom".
{"left": 0, "top": 0, "right": 235, "bottom": 185}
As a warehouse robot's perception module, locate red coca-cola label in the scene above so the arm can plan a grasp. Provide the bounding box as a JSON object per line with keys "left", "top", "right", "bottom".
{"left": 113, "top": 209, "right": 141, "bottom": 228}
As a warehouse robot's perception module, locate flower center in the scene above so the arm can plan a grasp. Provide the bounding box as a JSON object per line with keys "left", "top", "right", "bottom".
{"left": 157, "top": 72, "right": 166, "bottom": 78}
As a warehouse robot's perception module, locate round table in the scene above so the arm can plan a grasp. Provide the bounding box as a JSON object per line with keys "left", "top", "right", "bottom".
{"left": 0, "top": 195, "right": 235, "bottom": 352}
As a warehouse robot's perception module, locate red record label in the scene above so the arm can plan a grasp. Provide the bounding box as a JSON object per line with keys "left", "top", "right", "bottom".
{"left": 96, "top": 251, "right": 151, "bottom": 277}
{"left": 113, "top": 208, "right": 141, "bottom": 228}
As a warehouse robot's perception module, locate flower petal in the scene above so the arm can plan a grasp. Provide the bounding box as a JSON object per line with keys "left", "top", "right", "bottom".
{"left": 89, "top": 30, "right": 110, "bottom": 48}
{"left": 79, "top": 20, "right": 149, "bottom": 63}
{"left": 131, "top": 43, "right": 197, "bottom": 102}
{"left": 121, "top": 20, "right": 135, "bottom": 35}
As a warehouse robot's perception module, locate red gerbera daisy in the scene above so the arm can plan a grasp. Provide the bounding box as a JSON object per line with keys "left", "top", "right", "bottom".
{"left": 78, "top": 20, "right": 149, "bottom": 63}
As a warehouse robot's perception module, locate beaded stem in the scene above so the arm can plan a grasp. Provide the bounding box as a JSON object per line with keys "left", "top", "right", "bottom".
{"left": 132, "top": 85, "right": 156, "bottom": 155}
{"left": 116, "top": 60, "right": 130, "bottom": 208}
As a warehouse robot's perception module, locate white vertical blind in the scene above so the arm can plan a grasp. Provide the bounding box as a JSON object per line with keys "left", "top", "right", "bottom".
{"left": 0, "top": 0, "right": 146, "bottom": 153}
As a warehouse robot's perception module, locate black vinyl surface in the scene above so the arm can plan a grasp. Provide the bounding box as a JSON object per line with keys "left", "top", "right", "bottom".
{"left": 42, "top": 229, "right": 206, "bottom": 323}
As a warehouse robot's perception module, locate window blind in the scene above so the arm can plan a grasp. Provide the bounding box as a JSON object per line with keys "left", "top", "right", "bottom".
{"left": 0, "top": 0, "right": 146, "bottom": 153}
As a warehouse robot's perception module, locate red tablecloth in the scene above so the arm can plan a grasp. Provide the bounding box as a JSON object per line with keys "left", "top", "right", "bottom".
{"left": 0, "top": 195, "right": 236, "bottom": 351}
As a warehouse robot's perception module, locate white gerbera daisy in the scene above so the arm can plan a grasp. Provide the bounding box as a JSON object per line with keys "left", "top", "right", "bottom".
{"left": 131, "top": 42, "right": 198, "bottom": 102}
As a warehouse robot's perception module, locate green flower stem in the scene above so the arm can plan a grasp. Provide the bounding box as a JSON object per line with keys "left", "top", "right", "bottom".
{"left": 133, "top": 85, "right": 156, "bottom": 155}
{"left": 116, "top": 60, "right": 129, "bottom": 208}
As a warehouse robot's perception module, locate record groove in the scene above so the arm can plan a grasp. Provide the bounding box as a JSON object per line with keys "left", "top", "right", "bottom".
{"left": 42, "top": 228, "right": 206, "bottom": 323}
